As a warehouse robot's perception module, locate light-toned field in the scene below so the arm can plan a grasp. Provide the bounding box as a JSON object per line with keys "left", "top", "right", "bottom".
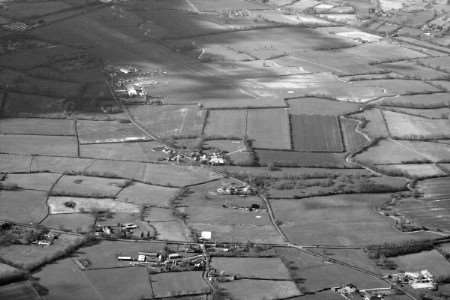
{"left": 117, "top": 182, "right": 178, "bottom": 207}
{"left": 146, "top": 207, "right": 177, "bottom": 222}
{"left": 204, "top": 109, "right": 246, "bottom": 138}
{"left": 34, "top": 258, "right": 102, "bottom": 300}
{"left": 0, "top": 154, "right": 32, "bottom": 173}
{"left": 416, "top": 176, "right": 450, "bottom": 198}
{"left": 220, "top": 279, "right": 301, "bottom": 300}
{"left": 41, "top": 213, "right": 96, "bottom": 232}
{"left": 291, "top": 114, "right": 344, "bottom": 152}
{"left": 127, "top": 105, "right": 206, "bottom": 138}
{"left": 211, "top": 257, "right": 291, "bottom": 279}
{"left": 0, "top": 190, "right": 48, "bottom": 223}
{"left": 77, "top": 120, "right": 147, "bottom": 144}
{"left": 151, "top": 271, "right": 210, "bottom": 298}
{"left": 383, "top": 110, "right": 450, "bottom": 139}
{"left": 0, "top": 134, "right": 77, "bottom": 156}
{"left": 4, "top": 173, "right": 60, "bottom": 191}
{"left": 287, "top": 98, "right": 361, "bottom": 116}
{"left": 417, "top": 56, "right": 450, "bottom": 73}
{"left": 0, "top": 118, "right": 74, "bottom": 135}
{"left": 80, "top": 141, "right": 167, "bottom": 162}
{"left": 85, "top": 267, "right": 152, "bottom": 300}
{"left": 379, "top": 93, "right": 450, "bottom": 108}
{"left": 375, "top": 164, "right": 446, "bottom": 178}
{"left": 48, "top": 196, "right": 140, "bottom": 214}
{"left": 51, "top": 175, "right": 128, "bottom": 198}
{"left": 271, "top": 194, "right": 438, "bottom": 246}
{"left": 393, "top": 250, "right": 450, "bottom": 277}
{"left": 151, "top": 220, "right": 192, "bottom": 242}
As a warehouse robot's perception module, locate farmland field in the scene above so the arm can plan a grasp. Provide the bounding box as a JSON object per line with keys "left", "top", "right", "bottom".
{"left": 0, "top": 154, "right": 32, "bottom": 173}
{"left": 378, "top": 93, "right": 450, "bottom": 108}
{"left": 41, "top": 213, "right": 96, "bottom": 232}
{"left": 204, "top": 109, "right": 246, "bottom": 138}
{"left": 416, "top": 176, "right": 450, "bottom": 198}
{"left": 340, "top": 117, "right": 369, "bottom": 153}
{"left": 0, "top": 190, "right": 48, "bottom": 223}
{"left": 51, "top": 175, "right": 129, "bottom": 198}
{"left": 382, "top": 107, "right": 450, "bottom": 119}
{"left": 0, "top": 281, "right": 41, "bottom": 300}
{"left": 48, "top": 196, "right": 140, "bottom": 214}
{"left": 350, "top": 108, "right": 389, "bottom": 139}
{"left": 383, "top": 110, "right": 450, "bottom": 139}
{"left": 246, "top": 108, "right": 291, "bottom": 149}
{"left": 0, "top": 118, "right": 74, "bottom": 136}
{"left": 0, "top": 134, "right": 77, "bottom": 156}
{"left": 4, "top": 173, "right": 60, "bottom": 191}
{"left": 77, "top": 120, "right": 148, "bottom": 144}
{"left": 80, "top": 141, "right": 167, "bottom": 162}
{"left": 150, "top": 271, "right": 210, "bottom": 298}
{"left": 211, "top": 257, "right": 291, "bottom": 279}
{"left": 256, "top": 149, "right": 350, "bottom": 168}
{"left": 393, "top": 250, "right": 450, "bottom": 277}
{"left": 220, "top": 279, "right": 301, "bottom": 300}
{"left": 271, "top": 194, "right": 438, "bottom": 246}
{"left": 30, "top": 156, "right": 93, "bottom": 174}
{"left": 117, "top": 182, "right": 179, "bottom": 207}
{"left": 375, "top": 163, "right": 446, "bottom": 178}
{"left": 287, "top": 97, "right": 361, "bottom": 116}
{"left": 291, "top": 114, "right": 344, "bottom": 152}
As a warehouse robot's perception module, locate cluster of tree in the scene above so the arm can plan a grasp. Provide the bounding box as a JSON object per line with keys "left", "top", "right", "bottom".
{"left": 367, "top": 239, "right": 435, "bottom": 258}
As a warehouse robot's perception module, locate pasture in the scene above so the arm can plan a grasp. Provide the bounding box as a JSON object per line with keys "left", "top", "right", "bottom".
{"left": 0, "top": 190, "right": 48, "bottom": 223}
{"left": 150, "top": 271, "right": 210, "bottom": 298}
{"left": 393, "top": 250, "right": 450, "bottom": 277}
{"left": 51, "top": 175, "right": 129, "bottom": 198}
{"left": 204, "top": 109, "right": 246, "bottom": 138}
{"left": 30, "top": 156, "right": 94, "bottom": 174}
{"left": 4, "top": 173, "right": 60, "bottom": 191}
{"left": 0, "top": 154, "right": 32, "bottom": 173}
{"left": 291, "top": 114, "right": 344, "bottom": 152}
{"left": 287, "top": 97, "right": 361, "bottom": 116}
{"left": 80, "top": 141, "right": 166, "bottom": 162}
{"left": 48, "top": 196, "right": 140, "bottom": 214}
{"left": 117, "top": 182, "right": 179, "bottom": 207}
{"left": 0, "top": 118, "right": 74, "bottom": 136}
{"left": 41, "top": 213, "right": 95, "bottom": 232}
{"left": 0, "top": 134, "right": 77, "bottom": 156}
{"left": 256, "top": 150, "right": 349, "bottom": 168}
{"left": 211, "top": 257, "right": 291, "bottom": 279}
{"left": 220, "top": 279, "right": 301, "bottom": 300}
{"left": 341, "top": 117, "right": 369, "bottom": 153}
{"left": 77, "top": 120, "right": 147, "bottom": 144}
{"left": 379, "top": 93, "right": 450, "bottom": 108}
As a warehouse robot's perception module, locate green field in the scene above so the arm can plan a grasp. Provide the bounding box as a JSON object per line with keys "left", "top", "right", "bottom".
{"left": 0, "top": 190, "right": 48, "bottom": 223}
{"left": 150, "top": 271, "right": 210, "bottom": 298}
{"left": 211, "top": 257, "right": 291, "bottom": 279}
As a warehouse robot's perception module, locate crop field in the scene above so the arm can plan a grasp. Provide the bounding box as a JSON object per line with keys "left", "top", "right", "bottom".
{"left": 83, "top": 160, "right": 147, "bottom": 182}
{"left": 86, "top": 267, "right": 152, "bottom": 300}
{"left": 400, "top": 141, "right": 450, "bottom": 162}
{"left": 204, "top": 109, "right": 246, "bottom": 138}
{"left": 383, "top": 107, "right": 450, "bottom": 119}
{"left": 151, "top": 271, "right": 210, "bottom": 298}
{"left": 0, "top": 233, "right": 84, "bottom": 270}
{"left": 220, "top": 279, "right": 301, "bottom": 300}
{"left": 0, "top": 154, "right": 32, "bottom": 173}
{"left": 0, "top": 281, "right": 41, "bottom": 300}
{"left": 0, "top": 190, "right": 48, "bottom": 223}
{"left": 211, "top": 257, "right": 291, "bottom": 280}
{"left": 117, "top": 182, "right": 178, "bottom": 207}
{"left": 3, "top": 173, "right": 60, "bottom": 191}
{"left": 247, "top": 108, "right": 291, "bottom": 150}
{"left": 0, "top": 118, "right": 74, "bottom": 136}
{"left": 41, "top": 213, "right": 95, "bottom": 232}
{"left": 51, "top": 175, "right": 128, "bottom": 198}
{"left": 393, "top": 250, "right": 450, "bottom": 278}
{"left": 416, "top": 177, "right": 450, "bottom": 198}
{"left": 376, "top": 163, "right": 446, "bottom": 178}
{"left": 340, "top": 117, "right": 369, "bottom": 153}
{"left": 271, "top": 194, "right": 437, "bottom": 246}
{"left": 127, "top": 105, "right": 206, "bottom": 138}
{"left": 291, "top": 114, "right": 344, "bottom": 152}
{"left": 77, "top": 120, "right": 148, "bottom": 144}
{"left": 383, "top": 110, "right": 450, "bottom": 139}
{"left": 80, "top": 141, "right": 166, "bottom": 162}
{"left": 287, "top": 98, "right": 361, "bottom": 116}
{"left": 48, "top": 196, "right": 140, "bottom": 214}
{"left": 256, "top": 150, "right": 349, "bottom": 168}
{"left": 379, "top": 93, "right": 450, "bottom": 108}
{"left": 417, "top": 56, "right": 450, "bottom": 73}
{"left": 379, "top": 61, "right": 449, "bottom": 80}
{"left": 34, "top": 258, "right": 102, "bottom": 300}
{"left": 141, "top": 163, "right": 222, "bottom": 187}
{"left": 0, "top": 134, "right": 77, "bottom": 156}
{"left": 30, "top": 156, "right": 94, "bottom": 174}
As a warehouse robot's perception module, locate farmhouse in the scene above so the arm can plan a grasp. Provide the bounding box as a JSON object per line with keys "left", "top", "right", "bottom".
{"left": 386, "top": 270, "right": 436, "bottom": 289}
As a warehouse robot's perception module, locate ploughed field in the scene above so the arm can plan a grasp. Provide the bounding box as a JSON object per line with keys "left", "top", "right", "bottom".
{"left": 0, "top": 0, "right": 449, "bottom": 299}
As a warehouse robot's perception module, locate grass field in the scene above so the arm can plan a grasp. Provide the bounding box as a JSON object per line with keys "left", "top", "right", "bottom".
{"left": 127, "top": 105, "right": 206, "bottom": 138}
{"left": 4, "top": 173, "right": 60, "bottom": 191}
{"left": 0, "top": 190, "right": 48, "bottom": 223}
{"left": 211, "top": 257, "right": 291, "bottom": 279}
{"left": 34, "top": 258, "right": 102, "bottom": 300}
{"left": 150, "top": 271, "right": 210, "bottom": 298}
{"left": 247, "top": 108, "right": 291, "bottom": 150}
{"left": 48, "top": 196, "right": 140, "bottom": 214}
{"left": 0, "top": 134, "right": 77, "bottom": 156}
{"left": 0, "top": 154, "right": 32, "bottom": 173}
{"left": 291, "top": 114, "right": 344, "bottom": 152}
{"left": 204, "top": 109, "right": 246, "bottom": 138}
{"left": 77, "top": 120, "right": 147, "bottom": 144}
{"left": 383, "top": 107, "right": 450, "bottom": 119}
{"left": 52, "top": 175, "right": 129, "bottom": 198}
{"left": 378, "top": 93, "right": 450, "bottom": 108}
{"left": 84, "top": 160, "right": 147, "bottom": 182}
{"left": 220, "top": 279, "right": 301, "bottom": 300}
{"left": 0, "top": 118, "right": 75, "bottom": 136}
{"left": 375, "top": 164, "right": 446, "bottom": 178}
{"left": 393, "top": 250, "right": 450, "bottom": 277}
{"left": 30, "top": 156, "right": 94, "bottom": 174}
{"left": 287, "top": 98, "right": 361, "bottom": 116}
{"left": 351, "top": 108, "right": 389, "bottom": 139}
{"left": 0, "top": 281, "right": 41, "bottom": 300}
{"left": 117, "top": 182, "right": 179, "bottom": 208}
{"left": 271, "top": 194, "right": 437, "bottom": 246}
{"left": 80, "top": 141, "right": 167, "bottom": 162}
{"left": 416, "top": 176, "right": 450, "bottom": 198}
{"left": 86, "top": 267, "right": 152, "bottom": 300}
{"left": 0, "top": 263, "right": 25, "bottom": 285}
{"left": 341, "top": 117, "right": 369, "bottom": 153}
{"left": 256, "top": 150, "right": 349, "bottom": 168}
{"left": 379, "top": 61, "right": 449, "bottom": 80}
{"left": 417, "top": 56, "right": 450, "bottom": 73}
{"left": 41, "top": 213, "right": 96, "bottom": 232}
{"left": 151, "top": 220, "right": 191, "bottom": 242}
{"left": 383, "top": 110, "right": 450, "bottom": 139}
